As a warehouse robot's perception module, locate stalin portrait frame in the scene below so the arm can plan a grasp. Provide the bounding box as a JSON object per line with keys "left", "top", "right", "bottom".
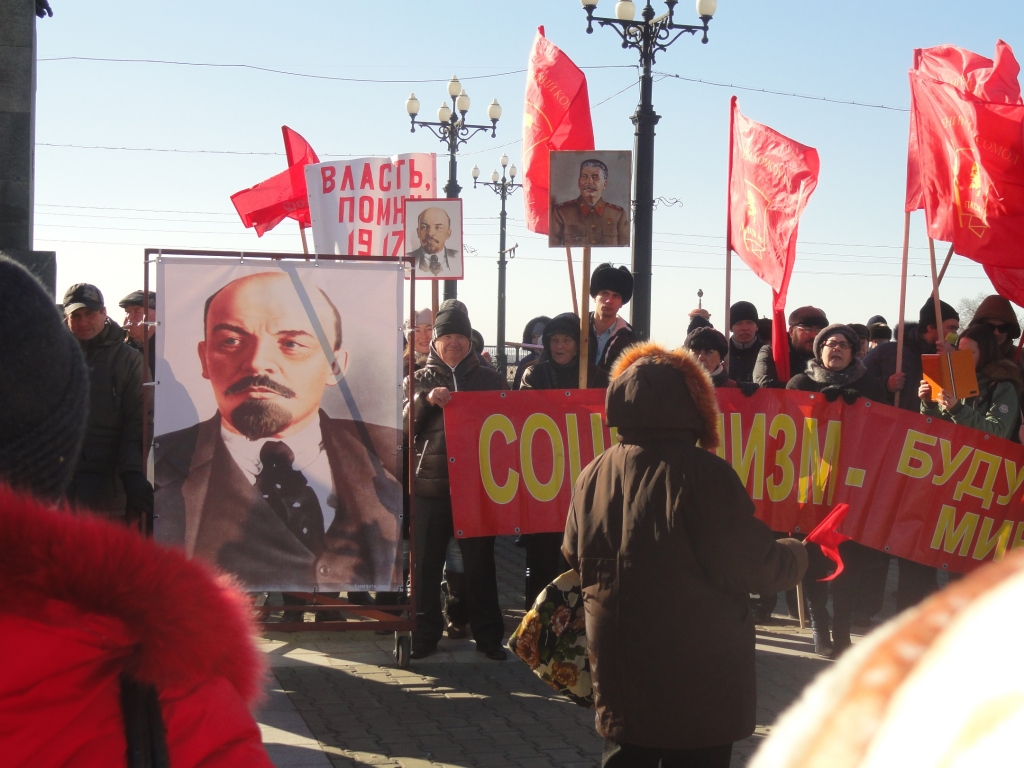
{"left": 548, "top": 150, "right": 632, "bottom": 249}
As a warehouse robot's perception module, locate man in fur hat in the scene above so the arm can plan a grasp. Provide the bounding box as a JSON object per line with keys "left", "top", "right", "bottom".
{"left": 588, "top": 262, "right": 639, "bottom": 376}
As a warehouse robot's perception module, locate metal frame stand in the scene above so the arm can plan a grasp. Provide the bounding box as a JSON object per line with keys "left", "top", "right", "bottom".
{"left": 142, "top": 247, "right": 419, "bottom": 668}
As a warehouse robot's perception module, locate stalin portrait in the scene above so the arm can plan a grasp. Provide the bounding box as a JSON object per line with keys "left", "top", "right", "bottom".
{"left": 550, "top": 158, "right": 631, "bottom": 248}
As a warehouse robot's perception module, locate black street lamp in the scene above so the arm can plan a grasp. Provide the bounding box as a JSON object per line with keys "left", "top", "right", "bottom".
{"left": 580, "top": 0, "right": 717, "bottom": 340}
{"left": 472, "top": 155, "right": 522, "bottom": 379}
{"left": 406, "top": 77, "right": 502, "bottom": 301}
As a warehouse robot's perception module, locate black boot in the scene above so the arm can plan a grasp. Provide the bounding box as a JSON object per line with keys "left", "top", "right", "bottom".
{"left": 811, "top": 622, "right": 833, "bottom": 657}
{"left": 442, "top": 572, "right": 468, "bottom": 639}
{"left": 830, "top": 618, "right": 852, "bottom": 659}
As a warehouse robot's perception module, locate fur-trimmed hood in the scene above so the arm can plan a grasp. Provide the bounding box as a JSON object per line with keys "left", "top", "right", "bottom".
{"left": 981, "top": 358, "right": 1024, "bottom": 397}
{"left": 608, "top": 342, "right": 720, "bottom": 451}
{"left": 804, "top": 358, "right": 867, "bottom": 387}
{"left": 0, "top": 485, "right": 266, "bottom": 708}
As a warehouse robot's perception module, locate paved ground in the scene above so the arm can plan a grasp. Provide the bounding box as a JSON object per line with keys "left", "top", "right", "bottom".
{"left": 255, "top": 537, "right": 873, "bottom": 768}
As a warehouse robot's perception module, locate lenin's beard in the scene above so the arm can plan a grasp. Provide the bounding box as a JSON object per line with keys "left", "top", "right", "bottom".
{"left": 225, "top": 375, "right": 297, "bottom": 440}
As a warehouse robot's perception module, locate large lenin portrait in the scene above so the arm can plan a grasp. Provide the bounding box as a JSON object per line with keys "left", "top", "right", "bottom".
{"left": 153, "top": 258, "right": 404, "bottom": 592}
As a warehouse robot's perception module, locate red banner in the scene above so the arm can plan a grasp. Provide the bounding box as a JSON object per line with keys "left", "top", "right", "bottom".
{"left": 444, "top": 389, "right": 1024, "bottom": 574}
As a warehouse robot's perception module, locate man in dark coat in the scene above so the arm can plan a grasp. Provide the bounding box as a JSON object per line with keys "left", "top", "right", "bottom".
{"left": 405, "top": 303, "right": 509, "bottom": 660}
{"left": 726, "top": 300, "right": 765, "bottom": 384}
{"left": 588, "top": 263, "right": 639, "bottom": 376}
{"left": 753, "top": 305, "right": 828, "bottom": 389}
{"left": 863, "top": 298, "right": 960, "bottom": 612}
{"left": 564, "top": 342, "right": 807, "bottom": 767}
{"left": 63, "top": 283, "right": 149, "bottom": 522}
{"left": 154, "top": 272, "right": 402, "bottom": 593}
{"left": 119, "top": 289, "right": 156, "bottom": 377}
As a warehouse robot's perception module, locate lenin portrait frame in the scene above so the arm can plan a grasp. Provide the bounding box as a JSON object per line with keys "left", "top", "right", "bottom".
{"left": 404, "top": 198, "right": 464, "bottom": 280}
{"left": 151, "top": 255, "right": 405, "bottom": 595}
{"left": 548, "top": 150, "right": 632, "bottom": 249}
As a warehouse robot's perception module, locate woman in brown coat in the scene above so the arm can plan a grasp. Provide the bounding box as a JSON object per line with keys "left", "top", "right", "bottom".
{"left": 563, "top": 342, "right": 808, "bottom": 768}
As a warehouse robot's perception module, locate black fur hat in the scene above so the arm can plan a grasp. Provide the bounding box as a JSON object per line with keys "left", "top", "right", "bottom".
{"left": 589, "top": 263, "right": 633, "bottom": 305}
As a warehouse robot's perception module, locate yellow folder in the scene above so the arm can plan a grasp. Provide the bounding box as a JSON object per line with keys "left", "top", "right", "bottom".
{"left": 921, "top": 349, "right": 980, "bottom": 401}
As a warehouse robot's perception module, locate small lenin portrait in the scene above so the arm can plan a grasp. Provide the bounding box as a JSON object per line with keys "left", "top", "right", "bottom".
{"left": 405, "top": 198, "right": 464, "bottom": 280}
{"left": 549, "top": 150, "right": 632, "bottom": 248}
{"left": 154, "top": 268, "right": 402, "bottom": 592}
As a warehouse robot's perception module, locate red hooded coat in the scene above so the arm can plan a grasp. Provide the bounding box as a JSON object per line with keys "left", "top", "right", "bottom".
{"left": 0, "top": 486, "right": 274, "bottom": 767}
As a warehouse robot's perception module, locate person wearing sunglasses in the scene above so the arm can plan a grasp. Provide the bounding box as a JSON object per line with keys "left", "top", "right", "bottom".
{"left": 967, "top": 294, "right": 1022, "bottom": 364}
{"left": 787, "top": 324, "right": 889, "bottom": 658}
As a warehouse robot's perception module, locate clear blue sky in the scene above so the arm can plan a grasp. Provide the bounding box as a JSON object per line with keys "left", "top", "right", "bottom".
{"left": 34, "top": 0, "right": 1024, "bottom": 347}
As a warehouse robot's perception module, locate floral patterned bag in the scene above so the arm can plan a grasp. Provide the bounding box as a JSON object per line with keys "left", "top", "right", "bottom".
{"left": 506, "top": 569, "right": 593, "bottom": 708}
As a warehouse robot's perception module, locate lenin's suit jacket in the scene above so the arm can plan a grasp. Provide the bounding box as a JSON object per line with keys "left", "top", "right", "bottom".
{"left": 155, "top": 410, "right": 402, "bottom": 591}
{"left": 409, "top": 246, "right": 459, "bottom": 277}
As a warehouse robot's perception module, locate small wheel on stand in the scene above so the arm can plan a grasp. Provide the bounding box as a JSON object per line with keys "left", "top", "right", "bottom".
{"left": 394, "top": 633, "right": 411, "bottom": 669}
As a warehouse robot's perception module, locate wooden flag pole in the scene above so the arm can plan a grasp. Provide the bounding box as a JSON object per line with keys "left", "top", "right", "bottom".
{"left": 724, "top": 247, "right": 733, "bottom": 334}
{"left": 928, "top": 237, "right": 945, "bottom": 348}
{"left": 893, "top": 211, "right": 911, "bottom": 409}
{"left": 299, "top": 223, "right": 310, "bottom": 256}
{"left": 936, "top": 242, "right": 955, "bottom": 287}
{"left": 579, "top": 247, "right": 592, "bottom": 389}
{"left": 431, "top": 281, "right": 439, "bottom": 317}
{"left": 796, "top": 581, "right": 806, "bottom": 630}
{"left": 566, "top": 247, "right": 579, "bottom": 316}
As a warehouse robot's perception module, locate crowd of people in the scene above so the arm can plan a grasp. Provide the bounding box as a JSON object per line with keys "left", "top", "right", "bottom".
{"left": 5, "top": 247, "right": 1023, "bottom": 765}
{"left": 402, "top": 263, "right": 1024, "bottom": 668}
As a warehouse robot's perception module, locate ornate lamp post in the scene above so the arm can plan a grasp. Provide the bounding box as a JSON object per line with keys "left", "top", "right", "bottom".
{"left": 406, "top": 78, "right": 502, "bottom": 300}
{"left": 580, "top": 0, "right": 717, "bottom": 340}
{"left": 472, "top": 155, "right": 521, "bottom": 379}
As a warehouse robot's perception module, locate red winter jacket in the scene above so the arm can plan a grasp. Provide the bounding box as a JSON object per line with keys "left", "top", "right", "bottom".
{"left": 0, "top": 486, "right": 274, "bottom": 768}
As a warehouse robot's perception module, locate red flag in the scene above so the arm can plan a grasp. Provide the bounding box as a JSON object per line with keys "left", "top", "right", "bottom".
{"left": 522, "top": 27, "right": 595, "bottom": 234}
{"left": 727, "top": 97, "right": 820, "bottom": 380}
{"left": 907, "top": 42, "right": 1024, "bottom": 266}
{"left": 906, "top": 41, "right": 1023, "bottom": 212}
{"left": 230, "top": 126, "right": 320, "bottom": 236}
{"left": 805, "top": 504, "right": 852, "bottom": 581}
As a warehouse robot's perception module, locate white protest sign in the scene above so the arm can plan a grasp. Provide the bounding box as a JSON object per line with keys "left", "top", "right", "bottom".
{"left": 305, "top": 154, "right": 437, "bottom": 257}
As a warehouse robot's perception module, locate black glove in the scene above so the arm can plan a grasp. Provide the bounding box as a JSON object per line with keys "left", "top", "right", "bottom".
{"left": 822, "top": 387, "right": 842, "bottom": 403}
{"left": 121, "top": 471, "right": 154, "bottom": 517}
{"left": 738, "top": 381, "right": 759, "bottom": 398}
{"left": 841, "top": 389, "right": 861, "bottom": 405}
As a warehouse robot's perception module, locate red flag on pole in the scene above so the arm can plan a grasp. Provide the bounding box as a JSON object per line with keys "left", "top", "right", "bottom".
{"left": 522, "top": 27, "right": 595, "bottom": 234}
{"left": 906, "top": 41, "right": 1023, "bottom": 213}
{"left": 231, "top": 126, "right": 320, "bottom": 236}
{"left": 907, "top": 42, "right": 1024, "bottom": 267}
{"left": 727, "top": 97, "right": 820, "bottom": 382}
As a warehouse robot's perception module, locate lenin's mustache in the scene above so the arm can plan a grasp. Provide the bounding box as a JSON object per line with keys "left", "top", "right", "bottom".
{"left": 224, "top": 374, "right": 296, "bottom": 399}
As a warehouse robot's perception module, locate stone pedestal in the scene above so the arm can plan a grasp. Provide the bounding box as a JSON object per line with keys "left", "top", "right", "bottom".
{"left": 0, "top": 0, "right": 38, "bottom": 252}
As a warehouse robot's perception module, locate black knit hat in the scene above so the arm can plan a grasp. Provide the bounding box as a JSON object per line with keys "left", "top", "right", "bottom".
{"left": 918, "top": 298, "right": 959, "bottom": 329}
{"left": 433, "top": 305, "right": 472, "bottom": 340}
{"left": 866, "top": 314, "right": 887, "bottom": 328}
{"left": 729, "top": 301, "right": 759, "bottom": 327}
{"left": 470, "top": 329, "right": 485, "bottom": 354}
{"left": 0, "top": 257, "right": 89, "bottom": 500}
{"left": 589, "top": 263, "right": 633, "bottom": 305}
{"left": 684, "top": 327, "right": 729, "bottom": 358}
